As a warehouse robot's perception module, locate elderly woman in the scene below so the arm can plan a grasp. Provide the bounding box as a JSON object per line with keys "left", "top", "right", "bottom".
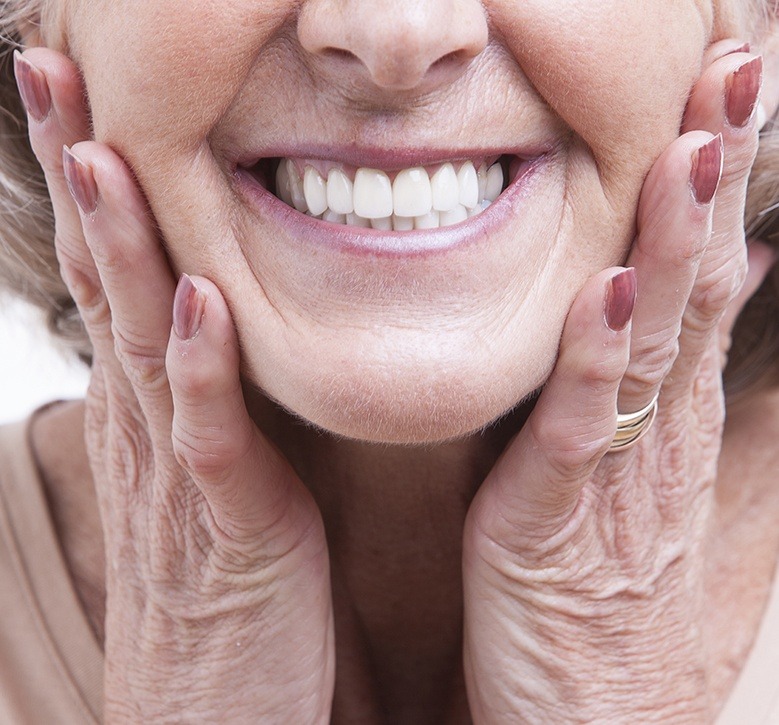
{"left": 1, "top": 0, "right": 778, "bottom": 722}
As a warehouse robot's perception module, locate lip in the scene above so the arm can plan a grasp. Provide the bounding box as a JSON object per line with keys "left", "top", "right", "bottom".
{"left": 232, "top": 147, "right": 553, "bottom": 257}
{"left": 233, "top": 145, "right": 547, "bottom": 172}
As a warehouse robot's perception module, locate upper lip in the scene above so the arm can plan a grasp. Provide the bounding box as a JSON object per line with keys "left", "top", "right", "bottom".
{"left": 232, "top": 144, "right": 552, "bottom": 172}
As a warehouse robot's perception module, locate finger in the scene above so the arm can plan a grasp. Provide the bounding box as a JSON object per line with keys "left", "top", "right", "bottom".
{"left": 166, "top": 276, "right": 316, "bottom": 550}
{"left": 617, "top": 132, "right": 721, "bottom": 414}
{"left": 470, "top": 268, "right": 635, "bottom": 547}
{"left": 62, "top": 142, "right": 177, "bottom": 441}
{"left": 14, "top": 49, "right": 134, "bottom": 397}
{"left": 14, "top": 49, "right": 92, "bottom": 279}
{"left": 702, "top": 39, "right": 751, "bottom": 68}
{"left": 683, "top": 52, "right": 761, "bottom": 259}
{"left": 673, "top": 54, "right": 762, "bottom": 386}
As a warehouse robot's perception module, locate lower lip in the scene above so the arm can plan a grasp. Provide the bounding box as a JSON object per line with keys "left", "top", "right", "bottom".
{"left": 233, "top": 155, "right": 549, "bottom": 258}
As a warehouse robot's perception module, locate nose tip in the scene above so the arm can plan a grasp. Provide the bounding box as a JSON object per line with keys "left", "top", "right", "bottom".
{"left": 298, "top": 0, "right": 488, "bottom": 93}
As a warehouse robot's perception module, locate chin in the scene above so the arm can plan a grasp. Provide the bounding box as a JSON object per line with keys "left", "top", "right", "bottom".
{"left": 244, "top": 335, "right": 555, "bottom": 445}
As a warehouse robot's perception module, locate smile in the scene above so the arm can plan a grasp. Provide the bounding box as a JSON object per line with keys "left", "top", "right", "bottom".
{"left": 234, "top": 148, "right": 550, "bottom": 255}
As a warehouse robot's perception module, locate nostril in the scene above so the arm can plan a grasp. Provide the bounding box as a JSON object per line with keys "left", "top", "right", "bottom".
{"left": 431, "top": 50, "right": 465, "bottom": 70}
{"left": 323, "top": 47, "right": 359, "bottom": 63}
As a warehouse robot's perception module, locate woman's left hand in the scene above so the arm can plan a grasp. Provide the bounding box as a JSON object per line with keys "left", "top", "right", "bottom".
{"left": 462, "top": 42, "right": 769, "bottom": 724}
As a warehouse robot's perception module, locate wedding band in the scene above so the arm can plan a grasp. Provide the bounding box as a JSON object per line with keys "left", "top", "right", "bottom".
{"left": 609, "top": 394, "right": 659, "bottom": 452}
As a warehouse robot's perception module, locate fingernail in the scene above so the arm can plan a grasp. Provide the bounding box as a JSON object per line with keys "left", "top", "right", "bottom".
{"left": 173, "top": 274, "right": 205, "bottom": 340}
{"left": 13, "top": 50, "right": 51, "bottom": 123}
{"left": 62, "top": 146, "right": 99, "bottom": 214}
{"left": 605, "top": 268, "right": 637, "bottom": 332}
{"left": 690, "top": 134, "right": 724, "bottom": 206}
{"left": 726, "top": 56, "right": 763, "bottom": 128}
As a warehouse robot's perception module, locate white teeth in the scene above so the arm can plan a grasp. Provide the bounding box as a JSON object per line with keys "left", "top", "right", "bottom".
{"left": 393, "top": 214, "right": 415, "bottom": 231}
{"left": 414, "top": 210, "right": 440, "bottom": 229}
{"left": 323, "top": 209, "right": 346, "bottom": 223}
{"left": 469, "top": 199, "right": 491, "bottom": 217}
{"left": 457, "top": 162, "right": 479, "bottom": 209}
{"left": 271, "top": 158, "right": 508, "bottom": 229}
{"left": 477, "top": 164, "right": 488, "bottom": 201}
{"left": 304, "top": 167, "right": 328, "bottom": 216}
{"left": 326, "top": 168, "right": 354, "bottom": 215}
{"left": 485, "top": 164, "right": 504, "bottom": 202}
{"left": 286, "top": 160, "right": 308, "bottom": 213}
{"left": 354, "top": 168, "right": 393, "bottom": 219}
{"left": 276, "top": 160, "right": 293, "bottom": 206}
{"left": 392, "top": 167, "right": 432, "bottom": 217}
{"left": 346, "top": 212, "right": 371, "bottom": 228}
{"left": 440, "top": 204, "right": 468, "bottom": 226}
{"left": 430, "top": 163, "right": 459, "bottom": 212}
{"left": 370, "top": 216, "right": 392, "bottom": 230}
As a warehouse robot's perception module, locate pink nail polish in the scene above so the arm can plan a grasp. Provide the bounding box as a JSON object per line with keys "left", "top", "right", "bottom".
{"left": 173, "top": 274, "right": 205, "bottom": 340}
{"left": 13, "top": 50, "right": 51, "bottom": 123}
{"left": 605, "top": 268, "right": 637, "bottom": 332}
{"left": 726, "top": 56, "right": 763, "bottom": 128}
{"left": 62, "top": 146, "right": 99, "bottom": 214}
{"left": 690, "top": 135, "right": 723, "bottom": 206}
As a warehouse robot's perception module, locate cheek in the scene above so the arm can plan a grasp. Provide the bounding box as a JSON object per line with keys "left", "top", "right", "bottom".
{"left": 71, "top": 0, "right": 293, "bottom": 159}
{"left": 491, "top": 1, "right": 707, "bottom": 184}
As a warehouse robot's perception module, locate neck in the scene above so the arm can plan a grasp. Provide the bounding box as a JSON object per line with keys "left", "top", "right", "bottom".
{"left": 243, "top": 388, "right": 525, "bottom": 722}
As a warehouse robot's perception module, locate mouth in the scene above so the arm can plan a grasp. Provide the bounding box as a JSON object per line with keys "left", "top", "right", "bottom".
{"left": 240, "top": 154, "right": 524, "bottom": 231}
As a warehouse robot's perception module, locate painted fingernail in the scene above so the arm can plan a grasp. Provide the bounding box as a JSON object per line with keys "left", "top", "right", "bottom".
{"left": 605, "top": 268, "right": 637, "bottom": 332}
{"left": 690, "top": 134, "right": 723, "bottom": 206}
{"left": 173, "top": 274, "right": 205, "bottom": 340}
{"left": 13, "top": 50, "right": 51, "bottom": 123}
{"left": 726, "top": 56, "right": 763, "bottom": 128}
{"left": 62, "top": 146, "right": 99, "bottom": 214}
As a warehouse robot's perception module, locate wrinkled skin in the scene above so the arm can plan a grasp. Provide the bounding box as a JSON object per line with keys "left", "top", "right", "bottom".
{"left": 12, "top": 0, "right": 779, "bottom": 722}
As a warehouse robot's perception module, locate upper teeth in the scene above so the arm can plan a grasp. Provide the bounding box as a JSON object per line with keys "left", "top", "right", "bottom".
{"left": 275, "top": 159, "right": 505, "bottom": 231}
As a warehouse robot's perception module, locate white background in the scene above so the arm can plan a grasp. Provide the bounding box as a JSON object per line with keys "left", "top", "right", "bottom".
{"left": 0, "top": 295, "right": 90, "bottom": 425}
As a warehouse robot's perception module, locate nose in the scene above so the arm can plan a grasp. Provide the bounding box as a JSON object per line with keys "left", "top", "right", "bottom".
{"left": 297, "top": 0, "right": 488, "bottom": 93}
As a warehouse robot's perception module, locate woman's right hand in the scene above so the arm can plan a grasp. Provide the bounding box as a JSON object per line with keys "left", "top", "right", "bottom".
{"left": 15, "top": 48, "right": 335, "bottom": 723}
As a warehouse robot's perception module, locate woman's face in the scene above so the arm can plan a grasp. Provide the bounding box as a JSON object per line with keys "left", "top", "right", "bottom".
{"left": 61, "top": 0, "right": 747, "bottom": 443}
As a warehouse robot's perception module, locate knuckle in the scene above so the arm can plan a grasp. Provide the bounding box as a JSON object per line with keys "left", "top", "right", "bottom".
{"left": 530, "top": 414, "right": 612, "bottom": 480}
{"left": 624, "top": 334, "right": 680, "bottom": 391}
{"left": 89, "top": 236, "right": 129, "bottom": 277}
{"left": 172, "top": 363, "right": 218, "bottom": 401}
{"left": 687, "top": 278, "right": 731, "bottom": 326}
{"left": 64, "top": 267, "right": 110, "bottom": 325}
{"left": 578, "top": 358, "right": 625, "bottom": 389}
{"left": 112, "top": 324, "right": 168, "bottom": 390}
{"left": 105, "top": 410, "right": 153, "bottom": 496}
{"left": 56, "top": 240, "right": 102, "bottom": 305}
{"left": 688, "top": 253, "right": 747, "bottom": 327}
{"left": 721, "top": 136, "right": 760, "bottom": 181}
{"left": 171, "top": 423, "right": 248, "bottom": 483}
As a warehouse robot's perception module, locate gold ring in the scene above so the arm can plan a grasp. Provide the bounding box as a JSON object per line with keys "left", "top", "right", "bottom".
{"left": 609, "top": 394, "right": 659, "bottom": 452}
